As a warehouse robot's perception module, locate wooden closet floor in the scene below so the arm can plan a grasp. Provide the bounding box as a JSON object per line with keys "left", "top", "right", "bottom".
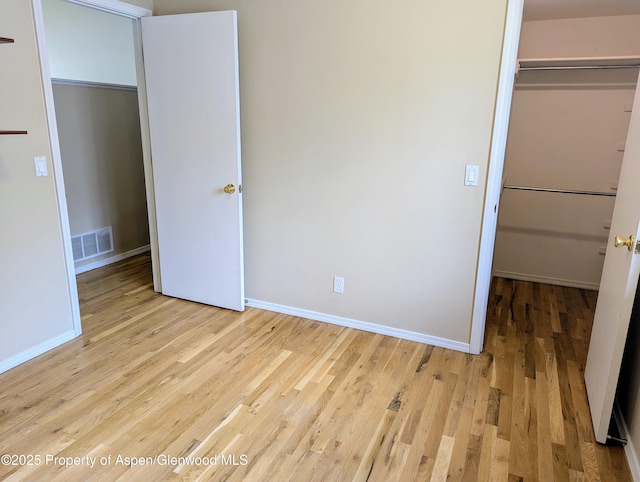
{"left": 0, "top": 254, "right": 631, "bottom": 481}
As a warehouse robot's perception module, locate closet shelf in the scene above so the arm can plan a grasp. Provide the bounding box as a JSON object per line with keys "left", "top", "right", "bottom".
{"left": 0, "top": 37, "right": 15, "bottom": 44}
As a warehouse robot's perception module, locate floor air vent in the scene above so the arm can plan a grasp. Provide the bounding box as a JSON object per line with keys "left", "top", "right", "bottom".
{"left": 72, "top": 227, "right": 114, "bottom": 262}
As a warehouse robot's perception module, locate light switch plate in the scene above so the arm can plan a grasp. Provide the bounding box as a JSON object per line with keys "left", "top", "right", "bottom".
{"left": 465, "top": 165, "right": 479, "bottom": 186}
{"left": 34, "top": 156, "right": 48, "bottom": 177}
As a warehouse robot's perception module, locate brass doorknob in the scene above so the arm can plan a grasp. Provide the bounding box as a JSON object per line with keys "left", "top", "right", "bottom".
{"left": 614, "top": 234, "right": 635, "bottom": 251}
{"left": 223, "top": 184, "right": 236, "bottom": 194}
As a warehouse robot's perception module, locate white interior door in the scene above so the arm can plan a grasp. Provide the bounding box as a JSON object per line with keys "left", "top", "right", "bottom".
{"left": 585, "top": 76, "right": 640, "bottom": 443}
{"left": 141, "top": 11, "right": 244, "bottom": 311}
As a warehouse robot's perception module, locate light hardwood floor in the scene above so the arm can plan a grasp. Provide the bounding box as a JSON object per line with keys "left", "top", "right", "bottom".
{"left": 0, "top": 254, "right": 631, "bottom": 480}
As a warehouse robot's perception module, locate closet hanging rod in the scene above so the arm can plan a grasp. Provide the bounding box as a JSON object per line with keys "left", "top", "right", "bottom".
{"left": 519, "top": 64, "right": 640, "bottom": 72}
{"left": 503, "top": 185, "right": 616, "bottom": 197}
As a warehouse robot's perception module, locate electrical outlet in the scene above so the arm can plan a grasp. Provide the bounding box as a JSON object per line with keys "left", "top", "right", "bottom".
{"left": 333, "top": 276, "right": 344, "bottom": 294}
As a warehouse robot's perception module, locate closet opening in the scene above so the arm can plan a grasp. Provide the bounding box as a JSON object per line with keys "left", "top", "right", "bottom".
{"left": 493, "top": 25, "right": 640, "bottom": 292}
{"left": 41, "top": 0, "right": 152, "bottom": 318}
{"left": 486, "top": 11, "right": 640, "bottom": 444}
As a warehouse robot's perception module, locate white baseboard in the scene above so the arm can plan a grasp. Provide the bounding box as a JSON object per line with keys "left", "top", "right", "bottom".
{"left": 75, "top": 245, "right": 151, "bottom": 275}
{"left": 0, "top": 330, "right": 78, "bottom": 375}
{"left": 245, "top": 299, "right": 470, "bottom": 353}
{"left": 613, "top": 401, "right": 640, "bottom": 481}
{"left": 492, "top": 270, "right": 600, "bottom": 291}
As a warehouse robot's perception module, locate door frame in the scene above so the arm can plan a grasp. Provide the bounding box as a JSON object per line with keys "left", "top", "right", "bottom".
{"left": 469, "top": 0, "right": 524, "bottom": 354}
{"left": 32, "top": 0, "right": 157, "bottom": 336}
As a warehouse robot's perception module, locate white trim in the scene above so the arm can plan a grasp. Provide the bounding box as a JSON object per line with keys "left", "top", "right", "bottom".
{"left": 33, "top": 0, "right": 83, "bottom": 337}
{"left": 62, "top": 0, "right": 151, "bottom": 18}
{"left": 246, "top": 299, "right": 471, "bottom": 353}
{"left": 492, "top": 270, "right": 600, "bottom": 291}
{"left": 133, "top": 20, "right": 162, "bottom": 292}
{"left": 469, "top": 0, "right": 524, "bottom": 355}
{"left": 75, "top": 245, "right": 151, "bottom": 274}
{"left": 0, "top": 331, "right": 77, "bottom": 375}
{"left": 613, "top": 401, "right": 640, "bottom": 481}
{"left": 52, "top": 78, "right": 137, "bottom": 91}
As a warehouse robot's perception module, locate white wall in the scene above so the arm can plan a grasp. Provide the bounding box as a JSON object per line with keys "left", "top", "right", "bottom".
{"left": 153, "top": 0, "right": 509, "bottom": 346}
{"left": 41, "top": 0, "right": 137, "bottom": 85}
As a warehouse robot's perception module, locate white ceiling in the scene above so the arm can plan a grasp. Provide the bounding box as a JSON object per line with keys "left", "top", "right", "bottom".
{"left": 524, "top": 0, "right": 640, "bottom": 21}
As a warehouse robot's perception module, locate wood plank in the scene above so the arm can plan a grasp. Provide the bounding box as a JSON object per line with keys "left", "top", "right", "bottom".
{"left": 431, "top": 435, "right": 455, "bottom": 482}
{"left": 492, "top": 436, "right": 510, "bottom": 482}
{"left": 477, "top": 424, "right": 497, "bottom": 482}
{"left": 536, "top": 366, "right": 554, "bottom": 482}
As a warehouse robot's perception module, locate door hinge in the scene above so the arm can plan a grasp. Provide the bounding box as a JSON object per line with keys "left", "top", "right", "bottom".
{"left": 607, "top": 434, "right": 628, "bottom": 445}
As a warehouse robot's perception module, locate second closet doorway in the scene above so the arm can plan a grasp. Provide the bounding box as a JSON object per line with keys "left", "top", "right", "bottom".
{"left": 493, "top": 15, "right": 640, "bottom": 291}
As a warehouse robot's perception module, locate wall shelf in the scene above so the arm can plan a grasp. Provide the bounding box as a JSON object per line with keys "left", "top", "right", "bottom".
{"left": 1, "top": 36, "right": 26, "bottom": 134}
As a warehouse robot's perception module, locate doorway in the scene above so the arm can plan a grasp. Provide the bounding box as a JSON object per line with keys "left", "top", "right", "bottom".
{"left": 42, "top": 0, "right": 150, "bottom": 280}
{"left": 33, "top": 0, "right": 155, "bottom": 335}
{"left": 493, "top": 18, "right": 640, "bottom": 291}
{"left": 471, "top": 2, "right": 640, "bottom": 353}
{"left": 42, "top": 0, "right": 151, "bottom": 330}
{"left": 488, "top": 8, "right": 640, "bottom": 445}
